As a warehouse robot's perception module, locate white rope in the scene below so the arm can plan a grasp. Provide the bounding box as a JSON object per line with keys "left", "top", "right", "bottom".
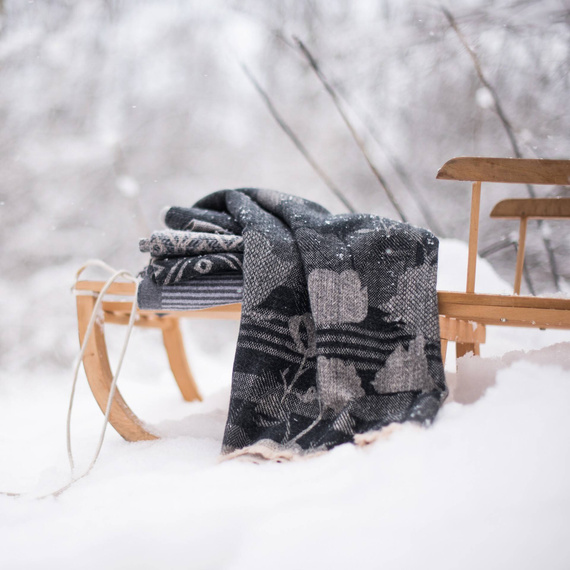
{"left": 69, "top": 262, "right": 139, "bottom": 465}
{"left": 58, "top": 262, "right": 138, "bottom": 493}
{"left": 45, "top": 261, "right": 139, "bottom": 498}
{"left": 0, "top": 261, "right": 140, "bottom": 499}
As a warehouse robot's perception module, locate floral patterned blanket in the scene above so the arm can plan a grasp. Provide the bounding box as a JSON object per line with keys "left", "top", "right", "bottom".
{"left": 161, "top": 188, "right": 447, "bottom": 460}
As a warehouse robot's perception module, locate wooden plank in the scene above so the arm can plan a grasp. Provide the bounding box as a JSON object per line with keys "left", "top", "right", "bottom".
{"left": 457, "top": 342, "right": 478, "bottom": 359}
{"left": 76, "top": 294, "right": 158, "bottom": 442}
{"left": 102, "top": 301, "right": 140, "bottom": 313}
{"left": 436, "top": 157, "right": 570, "bottom": 185}
{"left": 438, "top": 291, "right": 570, "bottom": 311}
{"left": 439, "top": 316, "right": 486, "bottom": 369}
{"left": 439, "top": 316, "right": 486, "bottom": 343}
{"left": 513, "top": 218, "right": 528, "bottom": 295}
{"left": 138, "top": 304, "right": 242, "bottom": 320}
{"left": 438, "top": 302, "right": 570, "bottom": 329}
{"left": 490, "top": 198, "right": 570, "bottom": 219}
{"left": 75, "top": 280, "right": 137, "bottom": 295}
{"left": 104, "top": 313, "right": 165, "bottom": 328}
{"left": 466, "top": 181, "right": 481, "bottom": 293}
{"left": 104, "top": 291, "right": 570, "bottom": 326}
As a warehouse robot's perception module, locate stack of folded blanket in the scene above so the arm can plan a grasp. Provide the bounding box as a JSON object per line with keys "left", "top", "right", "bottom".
{"left": 137, "top": 207, "right": 246, "bottom": 311}
{"left": 138, "top": 188, "right": 447, "bottom": 460}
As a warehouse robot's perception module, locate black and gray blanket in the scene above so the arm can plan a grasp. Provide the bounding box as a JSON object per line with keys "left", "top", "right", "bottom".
{"left": 142, "top": 188, "right": 447, "bottom": 459}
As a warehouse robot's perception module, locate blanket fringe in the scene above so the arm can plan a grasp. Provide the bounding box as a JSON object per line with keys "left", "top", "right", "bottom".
{"left": 219, "top": 439, "right": 327, "bottom": 463}
{"left": 220, "top": 423, "right": 424, "bottom": 462}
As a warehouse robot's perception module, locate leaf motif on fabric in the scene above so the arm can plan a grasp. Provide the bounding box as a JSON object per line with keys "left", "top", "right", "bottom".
{"left": 372, "top": 334, "right": 435, "bottom": 394}
{"left": 308, "top": 269, "right": 368, "bottom": 325}
{"left": 288, "top": 314, "right": 316, "bottom": 357}
{"left": 316, "top": 356, "right": 365, "bottom": 413}
{"left": 296, "top": 386, "right": 318, "bottom": 403}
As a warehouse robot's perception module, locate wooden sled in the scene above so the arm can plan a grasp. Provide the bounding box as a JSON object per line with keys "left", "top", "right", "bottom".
{"left": 437, "top": 157, "right": 570, "bottom": 360}
{"left": 74, "top": 157, "right": 570, "bottom": 442}
{"left": 74, "top": 281, "right": 467, "bottom": 442}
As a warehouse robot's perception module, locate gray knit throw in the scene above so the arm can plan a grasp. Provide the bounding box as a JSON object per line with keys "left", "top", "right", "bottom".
{"left": 164, "top": 188, "right": 447, "bottom": 459}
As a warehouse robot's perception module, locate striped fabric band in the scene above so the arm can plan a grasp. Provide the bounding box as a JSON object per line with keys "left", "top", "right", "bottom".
{"left": 137, "top": 270, "right": 243, "bottom": 311}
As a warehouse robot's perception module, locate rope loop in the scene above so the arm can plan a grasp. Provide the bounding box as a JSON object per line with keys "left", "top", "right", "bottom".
{"left": 1, "top": 260, "right": 140, "bottom": 499}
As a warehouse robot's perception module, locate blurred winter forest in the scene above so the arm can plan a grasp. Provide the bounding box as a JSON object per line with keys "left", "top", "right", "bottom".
{"left": 0, "top": 0, "right": 569, "bottom": 371}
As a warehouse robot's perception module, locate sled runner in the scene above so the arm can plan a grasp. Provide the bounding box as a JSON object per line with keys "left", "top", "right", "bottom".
{"left": 74, "top": 157, "right": 570, "bottom": 442}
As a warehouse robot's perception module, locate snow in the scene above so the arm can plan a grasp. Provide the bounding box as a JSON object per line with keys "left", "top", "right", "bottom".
{"left": 1, "top": 238, "right": 569, "bottom": 569}
{"left": 1, "top": 0, "right": 568, "bottom": 563}
{"left": 437, "top": 238, "right": 512, "bottom": 294}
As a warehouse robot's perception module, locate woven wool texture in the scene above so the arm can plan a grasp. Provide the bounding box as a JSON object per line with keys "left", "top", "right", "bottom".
{"left": 160, "top": 188, "right": 447, "bottom": 459}
{"left": 137, "top": 268, "right": 244, "bottom": 311}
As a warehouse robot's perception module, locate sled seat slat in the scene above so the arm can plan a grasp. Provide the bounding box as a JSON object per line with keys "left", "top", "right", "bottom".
{"left": 75, "top": 280, "right": 137, "bottom": 296}
{"left": 438, "top": 292, "right": 570, "bottom": 329}
{"left": 490, "top": 197, "right": 570, "bottom": 220}
{"left": 438, "top": 291, "right": 570, "bottom": 311}
{"left": 437, "top": 157, "right": 570, "bottom": 185}
{"left": 101, "top": 300, "right": 241, "bottom": 320}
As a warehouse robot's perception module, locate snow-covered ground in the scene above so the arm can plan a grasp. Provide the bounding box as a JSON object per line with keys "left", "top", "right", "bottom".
{"left": 1, "top": 239, "right": 569, "bottom": 570}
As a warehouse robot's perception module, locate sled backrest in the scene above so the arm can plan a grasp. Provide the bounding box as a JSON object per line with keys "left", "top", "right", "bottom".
{"left": 436, "top": 157, "right": 570, "bottom": 186}
{"left": 436, "top": 157, "right": 570, "bottom": 294}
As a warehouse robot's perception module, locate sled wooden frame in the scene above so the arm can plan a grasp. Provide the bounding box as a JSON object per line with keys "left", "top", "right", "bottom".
{"left": 75, "top": 283, "right": 242, "bottom": 441}
{"left": 436, "top": 156, "right": 570, "bottom": 360}
{"left": 74, "top": 156, "right": 570, "bottom": 443}
{"left": 74, "top": 281, "right": 478, "bottom": 442}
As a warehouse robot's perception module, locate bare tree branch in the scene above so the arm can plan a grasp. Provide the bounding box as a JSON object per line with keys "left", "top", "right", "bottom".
{"left": 443, "top": 8, "right": 525, "bottom": 164}
{"left": 443, "top": 7, "right": 561, "bottom": 290}
{"left": 269, "top": 30, "right": 445, "bottom": 235}
{"left": 240, "top": 61, "right": 356, "bottom": 213}
{"left": 325, "top": 78, "right": 446, "bottom": 236}
{"left": 293, "top": 36, "right": 409, "bottom": 223}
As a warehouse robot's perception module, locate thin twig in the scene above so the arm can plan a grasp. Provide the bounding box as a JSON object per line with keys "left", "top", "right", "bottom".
{"left": 240, "top": 61, "right": 356, "bottom": 213}
{"left": 443, "top": 7, "right": 560, "bottom": 290}
{"left": 294, "top": 37, "right": 445, "bottom": 235}
{"left": 267, "top": 29, "right": 444, "bottom": 234}
{"left": 443, "top": 9, "right": 524, "bottom": 162}
{"left": 293, "top": 36, "right": 409, "bottom": 223}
